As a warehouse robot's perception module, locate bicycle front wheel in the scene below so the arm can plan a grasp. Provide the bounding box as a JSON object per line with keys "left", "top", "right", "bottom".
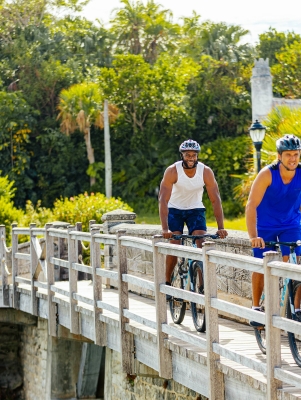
{"left": 287, "top": 281, "right": 301, "bottom": 367}
{"left": 190, "top": 261, "right": 206, "bottom": 332}
{"left": 254, "top": 327, "right": 266, "bottom": 354}
{"left": 169, "top": 265, "right": 186, "bottom": 324}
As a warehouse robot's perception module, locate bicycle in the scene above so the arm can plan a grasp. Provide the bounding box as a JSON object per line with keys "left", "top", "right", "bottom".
{"left": 253, "top": 240, "right": 301, "bottom": 367}
{"left": 169, "top": 233, "right": 219, "bottom": 332}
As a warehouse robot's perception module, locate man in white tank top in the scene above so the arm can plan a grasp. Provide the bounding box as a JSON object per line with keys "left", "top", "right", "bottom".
{"left": 159, "top": 139, "right": 228, "bottom": 287}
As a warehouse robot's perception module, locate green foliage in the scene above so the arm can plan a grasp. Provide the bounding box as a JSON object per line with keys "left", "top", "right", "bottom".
{"left": 188, "top": 56, "right": 251, "bottom": 143}
{"left": 257, "top": 28, "right": 301, "bottom": 66}
{"left": 0, "top": 174, "right": 24, "bottom": 241}
{"left": 199, "top": 135, "right": 251, "bottom": 217}
{"left": 21, "top": 200, "right": 54, "bottom": 227}
{"left": 52, "top": 192, "right": 133, "bottom": 231}
{"left": 272, "top": 41, "right": 301, "bottom": 98}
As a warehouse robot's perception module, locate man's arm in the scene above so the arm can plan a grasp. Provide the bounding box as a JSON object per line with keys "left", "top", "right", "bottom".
{"left": 245, "top": 168, "right": 271, "bottom": 248}
{"left": 158, "top": 166, "right": 177, "bottom": 238}
{"left": 203, "top": 166, "right": 228, "bottom": 238}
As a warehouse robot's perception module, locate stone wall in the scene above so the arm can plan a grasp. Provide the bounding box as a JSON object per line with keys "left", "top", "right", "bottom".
{"left": 105, "top": 348, "right": 207, "bottom": 400}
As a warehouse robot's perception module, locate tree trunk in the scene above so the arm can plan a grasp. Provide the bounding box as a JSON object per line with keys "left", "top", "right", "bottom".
{"left": 104, "top": 100, "right": 112, "bottom": 198}
{"left": 84, "top": 127, "right": 96, "bottom": 186}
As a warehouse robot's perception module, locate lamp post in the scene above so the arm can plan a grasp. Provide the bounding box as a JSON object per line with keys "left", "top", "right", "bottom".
{"left": 248, "top": 120, "right": 266, "bottom": 173}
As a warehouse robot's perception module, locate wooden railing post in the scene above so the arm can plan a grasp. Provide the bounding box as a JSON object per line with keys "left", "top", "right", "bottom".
{"left": 67, "top": 225, "right": 79, "bottom": 334}
{"left": 45, "top": 223, "right": 56, "bottom": 336}
{"left": 30, "top": 223, "right": 38, "bottom": 315}
{"left": 91, "top": 226, "right": 106, "bottom": 346}
{"left": 117, "top": 230, "right": 135, "bottom": 374}
{"left": 203, "top": 241, "right": 224, "bottom": 400}
{"left": 264, "top": 251, "right": 282, "bottom": 400}
{"left": 152, "top": 235, "right": 172, "bottom": 379}
{"left": 0, "top": 225, "right": 9, "bottom": 306}
{"left": 11, "top": 223, "right": 19, "bottom": 309}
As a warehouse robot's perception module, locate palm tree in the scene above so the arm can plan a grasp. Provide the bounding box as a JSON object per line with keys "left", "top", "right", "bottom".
{"left": 57, "top": 83, "right": 118, "bottom": 187}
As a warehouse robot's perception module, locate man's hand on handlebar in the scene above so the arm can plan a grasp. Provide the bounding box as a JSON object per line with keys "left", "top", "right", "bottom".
{"left": 216, "top": 229, "right": 228, "bottom": 239}
{"left": 250, "top": 237, "right": 265, "bottom": 249}
{"left": 162, "top": 229, "right": 174, "bottom": 239}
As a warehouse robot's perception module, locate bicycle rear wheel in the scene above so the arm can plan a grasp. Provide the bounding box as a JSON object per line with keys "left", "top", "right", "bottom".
{"left": 287, "top": 281, "right": 301, "bottom": 367}
{"left": 254, "top": 327, "right": 266, "bottom": 354}
{"left": 169, "top": 264, "right": 186, "bottom": 324}
{"left": 190, "top": 261, "right": 206, "bottom": 332}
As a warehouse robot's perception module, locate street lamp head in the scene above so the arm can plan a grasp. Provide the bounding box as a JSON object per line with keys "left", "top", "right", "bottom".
{"left": 248, "top": 120, "right": 266, "bottom": 144}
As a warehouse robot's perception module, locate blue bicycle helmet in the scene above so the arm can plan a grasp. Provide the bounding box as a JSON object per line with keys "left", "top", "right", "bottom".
{"left": 179, "top": 139, "right": 201, "bottom": 153}
{"left": 276, "top": 134, "right": 301, "bottom": 154}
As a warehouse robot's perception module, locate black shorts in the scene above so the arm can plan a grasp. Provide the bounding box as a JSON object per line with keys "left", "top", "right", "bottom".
{"left": 168, "top": 208, "right": 207, "bottom": 235}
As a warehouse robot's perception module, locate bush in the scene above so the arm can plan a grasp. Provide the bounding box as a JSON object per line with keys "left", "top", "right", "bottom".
{"left": 21, "top": 200, "right": 54, "bottom": 227}
{"left": 52, "top": 192, "right": 133, "bottom": 231}
{"left": 0, "top": 174, "right": 24, "bottom": 243}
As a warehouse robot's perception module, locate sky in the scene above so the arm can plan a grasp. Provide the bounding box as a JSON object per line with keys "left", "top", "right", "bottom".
{"left": 80, "top": 0, "right": 301, "bottom": 44}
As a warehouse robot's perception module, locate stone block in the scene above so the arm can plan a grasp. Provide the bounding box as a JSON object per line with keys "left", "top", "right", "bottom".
{"left": 217, "top": 275, "right": 227, "bottom": 292}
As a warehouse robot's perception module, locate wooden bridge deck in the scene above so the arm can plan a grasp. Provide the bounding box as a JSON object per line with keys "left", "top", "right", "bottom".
{"left": 2, "top": 225, "right": 301, "bottom": 399}
{"left": 12, "top": 280, "right": 301, "bottom": 399}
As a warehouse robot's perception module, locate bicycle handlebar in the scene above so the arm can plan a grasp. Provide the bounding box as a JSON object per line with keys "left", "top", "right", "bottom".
{"left": 265, "top": 240, "right": 301, "bottom": 248}
{"left": 171, "top": 233, "right": 220, "bottom": 240}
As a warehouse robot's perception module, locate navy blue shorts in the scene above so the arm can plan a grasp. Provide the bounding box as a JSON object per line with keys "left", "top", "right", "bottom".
{"left": 168, "top": 208, "right": 207, "bottom": 234}
{"left": 253, "top": 227, "right": 301, "bottom": 258}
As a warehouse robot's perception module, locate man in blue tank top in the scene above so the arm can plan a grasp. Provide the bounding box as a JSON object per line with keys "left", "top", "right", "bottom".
{"left": 159, "top": 139, "right": 228, "bottom": 291}
{"left": 246, "top": 134, "right": 301, "bottom": 326}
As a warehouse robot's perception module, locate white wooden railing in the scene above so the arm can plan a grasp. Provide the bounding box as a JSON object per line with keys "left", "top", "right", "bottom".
{"left": 1, "top": 223, "right": 301, "bottom": 400}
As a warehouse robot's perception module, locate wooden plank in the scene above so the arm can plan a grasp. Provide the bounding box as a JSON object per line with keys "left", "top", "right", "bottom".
{"left": 48, "top": 229, "right": 68, "bottom": 239}
{"left": 208, "top": 250, "right": 264, "bottom": 273}
{"left": 96, "top": 268, "right": 118, "bottom": 280}
{"left": 15, "top": 252, "right": 31, "bottom": 261}
{"left": 269, "top": 260, "right": 301, "bottom": 280}
{"left": 45, "top": 223, "right": 56, "bottom": 336}
{"left": 264, "top": 251, "right": 282, "bottom": 400}
{"left": 212, "top": 343, "right": 267, "bottom": 375}
{"left": 123, "top": 309, "right": 156, "bottom": 329}
{"left": 68, "top": 225, "right": 79, "bottom": 334}
{"left": 31, "top": 228, "right": 45, "bottom": 236}
{"left": 91, "top": 226, "right": 106, "bottom": 346}
{"left": 96, "top": 300, "right": 119, "bottom": 314}
{"left": 274, "top": 368, "right": 301, "bottom": 389}
{"left": 30, "top": 224, "right": 38, "bottom": 316}
{"left": 15, "top": 277, "right": 31, "bottom": 284}
{"left": 211, "top": 298, "right": 265, "bottom": 324}
{"left": 161, "top": 284, "right": 205, "bottom": 305}
{"left": 11, "top": 224, "right": 20, "bottom": 309}
{"left": 70, "top": 232, "right": 91, "bottom": 242}
{"left": 73, "top": 293, "right": 94, "bottom": 306}
{"left": 203, "top": 242, "right": 225, "bottom": 400}
{"left": 72, "top": 262, "right": 92, "bottom": 274}
{"left": 51, "top": 285, "right": 69, "bottom": 297}
{"left": 273, "top": 316, "right": 301, "bottom": 335}
{"left": 117, "top": 230, "right": 135, "bottom": 374}
{"left": 162, "top": 323, "right": 207, "bottom": 350}
{"left": 34, "top": 281, "right": 47, "bottom": 289}
{"left": 156, "top": 242, "right": 204, "bottom": 261}
{"left": 50, "top": 257, "right": 69, "bottom": 269}
{"left": 153, "top": 235, "right": 172, "bottom": 379}
{"left": 0, "top": 225, "right": 9, "bottom": 306}
{"left": 122, "top": 274, "right": 154, "bottom": 292}
{"left": 94, "top": 234, "right": 117, "bottom": 245}
{"left": 12, "top": 228, "right": 30, "bottom": 235}
{"left": 120, "top": 236, "right": 152, "bottom": 252}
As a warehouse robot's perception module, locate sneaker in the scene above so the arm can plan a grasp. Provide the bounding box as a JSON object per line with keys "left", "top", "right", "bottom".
{"left": 295, "top": 311, "right": 301, "bottom": 322}
{"left": 249, "top": 308, "right": 265, "bottom": 328}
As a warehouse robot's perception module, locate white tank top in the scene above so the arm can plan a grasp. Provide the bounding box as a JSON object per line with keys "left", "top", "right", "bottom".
{"left": 168, "top": 161, "right": 205, "bottom": 210}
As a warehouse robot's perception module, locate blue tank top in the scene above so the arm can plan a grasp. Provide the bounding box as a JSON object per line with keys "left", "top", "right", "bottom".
{"left": 257, "top": 162, "right": 301, "bottom": 230}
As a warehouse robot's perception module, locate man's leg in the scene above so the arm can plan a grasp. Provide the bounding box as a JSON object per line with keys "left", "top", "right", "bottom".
{"left": 252, "top": 272, "right": 264, "bottom": 308}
